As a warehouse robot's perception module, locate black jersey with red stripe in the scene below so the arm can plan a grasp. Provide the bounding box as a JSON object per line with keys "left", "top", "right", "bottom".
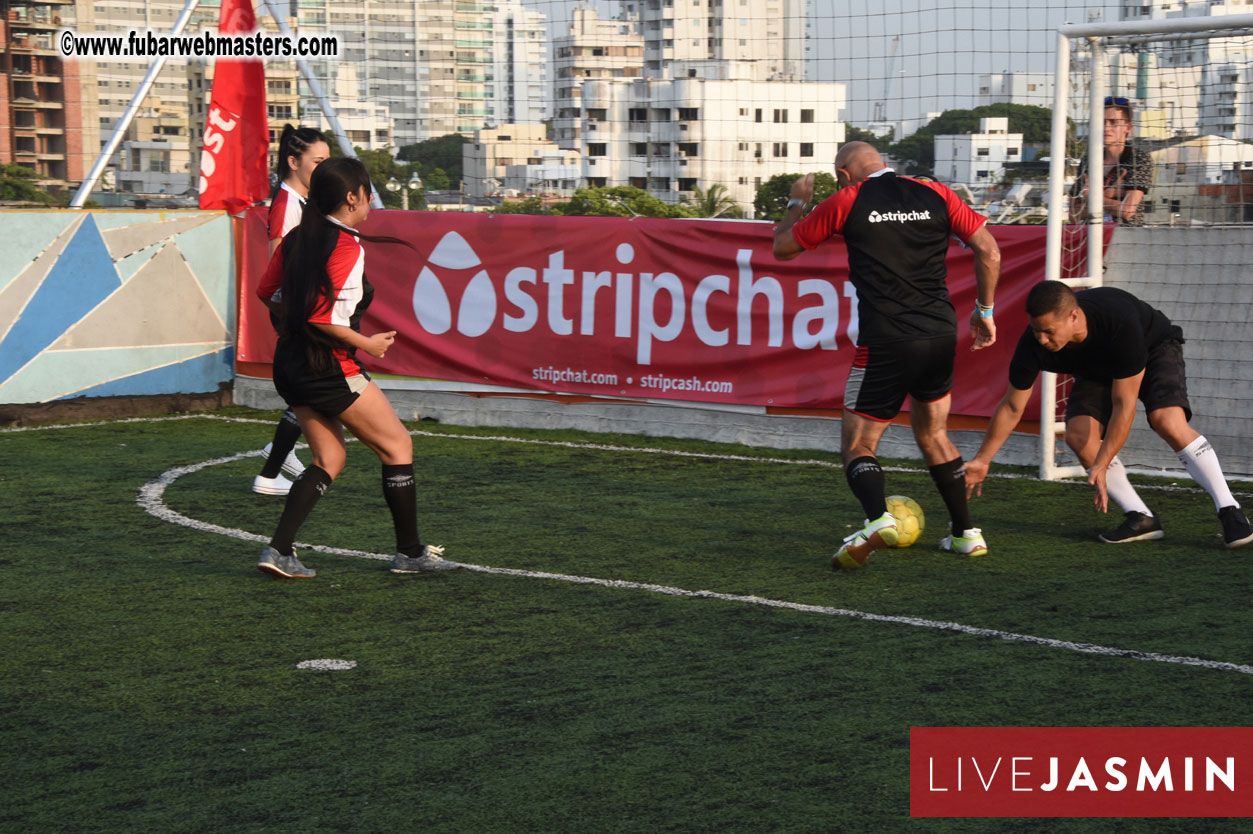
{"left": 792, "top": 170, "right": 987, "bottom": 346}
{"left": 259, "top": 220, "right": 374, "bottom": 377}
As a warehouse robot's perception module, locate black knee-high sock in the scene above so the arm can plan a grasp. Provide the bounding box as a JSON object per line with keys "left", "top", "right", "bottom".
{"left": 260, "top": 409, "right": 302, "bottom": 478}
{"left": 929, "top": 457, "right": 973, "bottom": 533}
{"left": 268, "top": 465, "right": 333, "bottom": 555}
{"left": 382, "top": 463, "right": 422, "bottom": 557}
{"left": 845, "top": 455, "right": 888, "bottom": 519}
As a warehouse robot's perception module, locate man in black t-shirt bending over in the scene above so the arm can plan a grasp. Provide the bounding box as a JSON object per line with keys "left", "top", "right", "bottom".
{"left": 774, "top": 141, "right": 1001, "bottom": 569}
{"left": 965, "top": 280, "right": 1252, "bottom": 549}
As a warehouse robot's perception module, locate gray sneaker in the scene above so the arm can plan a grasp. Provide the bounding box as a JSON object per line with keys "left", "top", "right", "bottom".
{"left": 257, "top": 546, "right": 316, "bottom": 578}
{"left": 390, "top": 544, "right": 458, "bottom": 573}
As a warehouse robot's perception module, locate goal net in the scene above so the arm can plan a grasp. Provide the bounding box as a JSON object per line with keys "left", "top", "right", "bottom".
{"left": 1044, "top": 11, "right": 1253, "bottom": 482}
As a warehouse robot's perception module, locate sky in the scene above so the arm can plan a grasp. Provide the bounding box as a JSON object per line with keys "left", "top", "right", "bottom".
{"left": 809, "top": 0, "right": 1125, "bottom": 124}
{"left": 529, "top": 0, "right": 1126, "bottom": 125}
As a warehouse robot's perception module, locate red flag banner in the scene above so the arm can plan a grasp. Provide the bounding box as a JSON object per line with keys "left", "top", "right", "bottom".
{"left": 238, "top": 210, "right": 1068, "bottom": 417}
{"left": 198, "top": 0, "right": 269, "bottom": 213}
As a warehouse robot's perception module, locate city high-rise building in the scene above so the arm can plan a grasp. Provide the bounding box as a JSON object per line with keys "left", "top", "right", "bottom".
{"left": 89, "top": 0, "right": 199, "bottom": 193}
{"left": 621, "top": 0, "right": 807, "bottom": 81}
{"left": 487, "top": 0, "right": 547, "bottom": 126}
{"left": 1, "top": 0, "right": 99, "bottom": 192}
{"left": 553, "top": 4, "right": 643, "bottom": 150}
{"left": 316, "top": 0, "right": 422, "bottom": 146}
{"left": 1117, "top": 0, "right": 1250, "bottom": 139}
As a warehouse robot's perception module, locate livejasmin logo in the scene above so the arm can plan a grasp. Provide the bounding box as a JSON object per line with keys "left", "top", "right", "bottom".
{"left": 927, "top": 754, "right": 1235, "bottom": 793}
{"left": 910, "top": 727, "right": 1252, "bottom": 818}
{"left": 411, "top": 231, "right": 856, "bottom": 365}
{"left": 868, "top": 209, "right": 932, "bottom": 223}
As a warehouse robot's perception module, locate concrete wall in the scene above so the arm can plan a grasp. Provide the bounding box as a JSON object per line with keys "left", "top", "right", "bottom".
{"left": 0, "top": 210, "right": 234, "bottom": 404}
{"left": 234, "top": 376, "right": 1043, "bottom": 467}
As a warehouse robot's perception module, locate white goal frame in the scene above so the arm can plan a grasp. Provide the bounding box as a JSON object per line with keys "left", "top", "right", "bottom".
{"left": 1042, "top": 12, "right": 1253, "bottom": 480}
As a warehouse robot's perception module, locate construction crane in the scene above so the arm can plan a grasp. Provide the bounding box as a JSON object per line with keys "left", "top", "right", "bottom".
{"left": 873, "top": 36, "right": 901, "bottom": 124}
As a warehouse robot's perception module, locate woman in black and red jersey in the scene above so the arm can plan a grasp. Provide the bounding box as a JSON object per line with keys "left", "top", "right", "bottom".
{"left": 252, "top": 125, "right": 330, "bottom": 497}
{"left": 254, "top": 157, "right": 456, "bottom": 579}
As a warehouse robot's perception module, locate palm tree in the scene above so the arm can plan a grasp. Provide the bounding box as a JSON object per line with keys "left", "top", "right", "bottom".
{"left": 684, "top": 183, "right": 744, "bottom": 219}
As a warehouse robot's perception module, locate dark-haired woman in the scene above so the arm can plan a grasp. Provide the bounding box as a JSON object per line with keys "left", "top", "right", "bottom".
{"left": 255, "top": 157, "right": 456, "bottom": 578}
{"left": 253, "top": 125, "right": 330, "bottom": 497}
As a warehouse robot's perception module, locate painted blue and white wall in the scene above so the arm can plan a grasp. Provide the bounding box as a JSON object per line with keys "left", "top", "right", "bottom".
{"left": 0, "top": 211, "right": 234, "bottom": 404}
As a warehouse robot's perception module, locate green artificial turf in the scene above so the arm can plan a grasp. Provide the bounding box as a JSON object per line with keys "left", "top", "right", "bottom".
{"left": 2, "top": 408, "right": 1249, "bottom": 833}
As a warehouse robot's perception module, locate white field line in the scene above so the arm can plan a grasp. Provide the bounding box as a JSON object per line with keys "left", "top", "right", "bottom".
{"left": 135, "top": 445, "right": 1253, "bottom": 677}
{"left": 8, "top": 412, "right": 1249, "bottom": 497}
{"left": 0, "top": 414, "right": 276, "bottom": 432}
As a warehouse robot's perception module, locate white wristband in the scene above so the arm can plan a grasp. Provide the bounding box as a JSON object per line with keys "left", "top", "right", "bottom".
{"left": 787, "top": 198, "right": 807, "bottom": 212}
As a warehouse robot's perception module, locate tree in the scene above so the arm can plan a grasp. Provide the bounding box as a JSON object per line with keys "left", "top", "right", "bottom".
{"left": 0, "top": 164, "right": 56, "bottom": 204}
{"left": 555, "top": 185, "right": 692, "bottom": 218}
{"left": 490, "top": 196, "right": 554, "bottom": 215}
{"left": 397, "top": 134, "right": 469, "bottom": 187}
{"left": 845, "top": 125, "right": 894, "bottom": 152}
{"left": 888, "top": 104, "right": 1061, "bottom": 175}
{"left": 753, "top": 172, "right": 837, "bottom": 222}
{"left": 682, "top": 183, "right": 744, "bottom": 219}
{"left": 352, "top": 148, "right": 427, "bottom": 209}
{"left": 423, "top": 167, "right": 451, "bottom": 191}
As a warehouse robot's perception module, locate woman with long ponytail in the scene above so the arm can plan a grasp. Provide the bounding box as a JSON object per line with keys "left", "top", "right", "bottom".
{"left": 254, "top": 157, "right": 457, "bottom": 578}
{"left": 252, "top": 125, "right": 330, "bottom": 497}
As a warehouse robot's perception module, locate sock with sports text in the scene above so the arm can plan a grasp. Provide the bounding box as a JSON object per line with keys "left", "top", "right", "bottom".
{"left": 268, "top": 464, "right": 333, "bottom": 555}
{"left": 929, "top": 457, "right": 974, "bottom": 533}
{"left": 260, "top": 409, "right": 302, "bottom": 479}
{"left": 845, "top": 455, "right": 888, "bottom": 520}
{"left": 382, "top": 463, "right": 423, "bottom": 558}
{"left": 1176, "top": 435, "right": 1238, "bottom": 512}
{"left": 1103, "top": 456, "right": 1153, "bottom": 516}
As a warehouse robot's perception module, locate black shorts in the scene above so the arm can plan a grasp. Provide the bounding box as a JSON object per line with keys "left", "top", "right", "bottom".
{"left": 1065, "top": 338, "right": 1192, "bottom": 424}
{"left": 272, "top": 340, "right": 370, "bottom": 418}
{"left": 844, "top": 336, "right": 956, "bottom": 421}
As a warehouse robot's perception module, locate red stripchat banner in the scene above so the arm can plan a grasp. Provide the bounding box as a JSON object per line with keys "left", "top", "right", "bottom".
{"left": 911, "top": 727, "right": 1253, "bottom": 817}
{"left": 237, "top": 209, "right": 1096, "bottom": 414}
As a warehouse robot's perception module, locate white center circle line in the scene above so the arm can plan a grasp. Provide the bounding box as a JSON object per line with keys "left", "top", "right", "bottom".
{"left": 136, "top": 446, "right": 1253, "bottom": 677}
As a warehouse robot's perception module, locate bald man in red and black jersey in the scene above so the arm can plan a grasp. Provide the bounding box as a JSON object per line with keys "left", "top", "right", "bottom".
{"left": 774, "top": 142, "right": 1001, "bottom": 569}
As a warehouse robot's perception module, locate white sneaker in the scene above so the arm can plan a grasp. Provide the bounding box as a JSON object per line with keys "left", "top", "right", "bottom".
{"left": 939, "top": 526, "right": 989, "bottom": 557}
{"left": 253, "top": 473, "right": 293, "bottom": 496}
{"left": 832, "top": 513, "right": 899, "bottom": 569}
{"left": 263, "top": 442, "right": 305, "bottom": 478}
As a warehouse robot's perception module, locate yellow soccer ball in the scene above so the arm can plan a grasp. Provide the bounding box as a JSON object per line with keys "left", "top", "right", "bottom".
{"left": 885, "top": 495, "right": 925, "bottom": 548}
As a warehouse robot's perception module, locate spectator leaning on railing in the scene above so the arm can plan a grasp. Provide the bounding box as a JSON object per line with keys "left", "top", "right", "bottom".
{"left": 1069, "top": 96, "right": 1153, "bottom": 226}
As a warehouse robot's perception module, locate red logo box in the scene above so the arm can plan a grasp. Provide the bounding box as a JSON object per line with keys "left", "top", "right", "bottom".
{"left": 911, "top": 727, "right": 1253, "bottom": 817}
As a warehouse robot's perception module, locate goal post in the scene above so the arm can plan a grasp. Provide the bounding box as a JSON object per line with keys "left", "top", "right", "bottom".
{"left": 1042, "top": 12, "right": 1253, "bottom": 482}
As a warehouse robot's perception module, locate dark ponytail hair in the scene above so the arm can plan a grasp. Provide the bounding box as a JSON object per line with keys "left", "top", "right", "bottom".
{"left": 273, "top": 124, "right": 328, "bottom": 195}
{"left": 278, "top": 156, "right": 414, "bottom": 369}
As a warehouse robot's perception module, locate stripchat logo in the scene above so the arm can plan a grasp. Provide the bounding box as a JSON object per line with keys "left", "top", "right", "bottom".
{"left": 412, "top": 231, "right": 496, "bottom": 338}
{"left": 411, "top": 231, "right": 853, "bottom": 365}
{"left": 868, "top": 209, "right": 932, "bottom": 223}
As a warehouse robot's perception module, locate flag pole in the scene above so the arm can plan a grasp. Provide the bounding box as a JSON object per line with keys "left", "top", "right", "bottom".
{"left": 70, "top": 0, "right": 202, "bottom": 207}
{"left": 259, "top": 0, "right": 383, "bottom": 208}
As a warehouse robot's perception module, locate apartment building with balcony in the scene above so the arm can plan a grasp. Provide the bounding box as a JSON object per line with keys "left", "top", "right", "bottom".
{"left": 1, "top": 0, "right": 97, "bottom": 191}
{"left": 553, "top": 4, "right": 643, "bottom": 150}
{"left": 579, "top": 66, "right": 844, "bottom": 213}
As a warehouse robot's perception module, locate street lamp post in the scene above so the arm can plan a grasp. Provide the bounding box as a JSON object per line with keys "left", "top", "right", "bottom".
{"left": 386, "top": 172, "right": 423, "bottom": 210}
